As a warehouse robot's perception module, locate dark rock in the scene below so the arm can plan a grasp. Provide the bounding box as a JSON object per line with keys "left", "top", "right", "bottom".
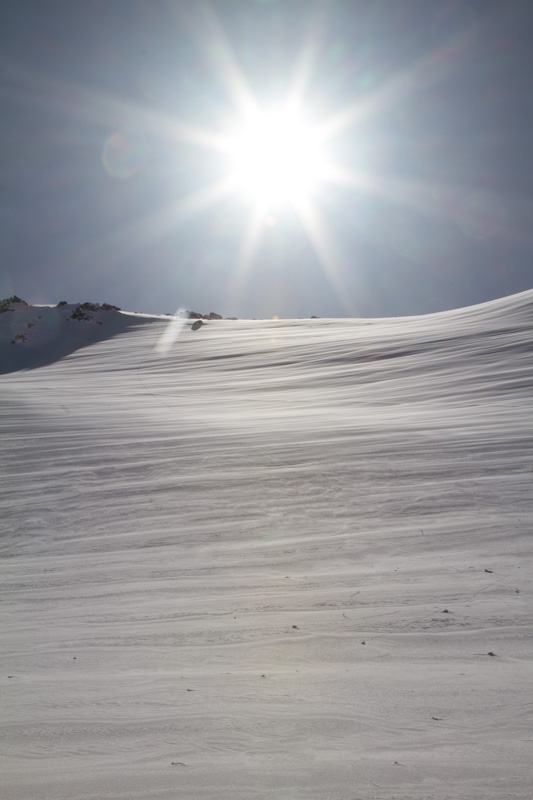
{"left": 71, "top": 302, "right": 101, "bottom": 321}
{"left": 71, "top": 306, "right": 93, "bottom": 321}
{"left": 1, "top": 295, "right": 27, "bottom": 313}
{"left": 207, "top": 312, "right": 222, "bottom": 320}
{"left": 191, "top": 320, "right": 203, "bottom": 331}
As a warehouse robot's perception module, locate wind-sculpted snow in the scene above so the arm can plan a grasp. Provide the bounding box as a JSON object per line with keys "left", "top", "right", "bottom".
{"left": 1, "top": 291, "right": 532, "bottom": 799}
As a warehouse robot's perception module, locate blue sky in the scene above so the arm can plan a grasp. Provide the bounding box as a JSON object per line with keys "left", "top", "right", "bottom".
{"left": 1, "top": 0, "right": 532, "bottom": 318}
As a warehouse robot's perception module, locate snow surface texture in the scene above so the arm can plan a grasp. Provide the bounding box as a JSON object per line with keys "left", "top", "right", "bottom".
{"left": 1, "top": 293, "right": 532, "bottom": 800}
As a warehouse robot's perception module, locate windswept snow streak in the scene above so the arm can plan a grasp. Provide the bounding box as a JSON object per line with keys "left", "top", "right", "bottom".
{"left": 1, "top": 291, "right": 532, "bottom": 800}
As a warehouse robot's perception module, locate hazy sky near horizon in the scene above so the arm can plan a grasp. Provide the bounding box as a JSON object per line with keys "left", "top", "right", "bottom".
{"left": 2, "top": 0, "right": 533, "bottom": 318}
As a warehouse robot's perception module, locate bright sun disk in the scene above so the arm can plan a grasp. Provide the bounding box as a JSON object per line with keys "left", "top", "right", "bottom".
{"left": 226, "top": 109, "right": 327, "bottom": 205}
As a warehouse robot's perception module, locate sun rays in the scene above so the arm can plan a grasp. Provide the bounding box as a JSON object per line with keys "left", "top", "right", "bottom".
{"left": 3, "top": 0, "right": 514, "bottom": 320}
{"left": 147, "top": 3, "right": 472, "bottom": 314}
{"left": 153, "top": 4, "right": 357, "bottom": 309}
{"left": 91, "top": 2, "right": 485, "bottom": 315}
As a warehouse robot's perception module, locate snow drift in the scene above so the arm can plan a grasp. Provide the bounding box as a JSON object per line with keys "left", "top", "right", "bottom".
{"left": 1, "top": 290, "right": 532, "bottom": 800}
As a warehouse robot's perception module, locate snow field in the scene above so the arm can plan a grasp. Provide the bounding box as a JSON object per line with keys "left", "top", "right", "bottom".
{"left": 1, "top": 292, "right": 532, "bottom": 799}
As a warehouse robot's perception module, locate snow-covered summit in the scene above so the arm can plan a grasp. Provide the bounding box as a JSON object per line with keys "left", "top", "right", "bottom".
{"left": 0, "top": 297, "right": 241, "bottom": 374}
{"left": 0, "top": 297, "right": 150, "bottom": 374}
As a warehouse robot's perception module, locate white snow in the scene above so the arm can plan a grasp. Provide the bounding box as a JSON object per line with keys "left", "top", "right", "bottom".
{"left": 1, "top": 292, "right": 532, "bottom": 800}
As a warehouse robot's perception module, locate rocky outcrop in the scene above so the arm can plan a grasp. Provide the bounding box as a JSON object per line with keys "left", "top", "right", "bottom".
{"left": 1, "top": 296, "right": 27, "bottom": 313}
{"left": 70, "top": 302, "right": 121, "bottom": 321}
{"left": 187, "top": 310, "right": 233, "bottom": 320}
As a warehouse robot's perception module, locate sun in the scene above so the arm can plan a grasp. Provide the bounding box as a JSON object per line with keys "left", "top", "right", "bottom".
{"left": 225, "top": 107, "right": 328, "bottom": 206}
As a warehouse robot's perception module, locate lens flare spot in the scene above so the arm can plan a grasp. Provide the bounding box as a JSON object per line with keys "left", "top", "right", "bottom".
{"left": 102, "top": 131, "right": 151, "bottom": 179}
{"left": 155, "top": 308, "right": 188, "bottom": 355}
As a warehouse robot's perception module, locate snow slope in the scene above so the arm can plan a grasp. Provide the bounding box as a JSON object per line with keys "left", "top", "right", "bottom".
{"left": 1, "top": 292, "right": 532, "bottom": 800}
